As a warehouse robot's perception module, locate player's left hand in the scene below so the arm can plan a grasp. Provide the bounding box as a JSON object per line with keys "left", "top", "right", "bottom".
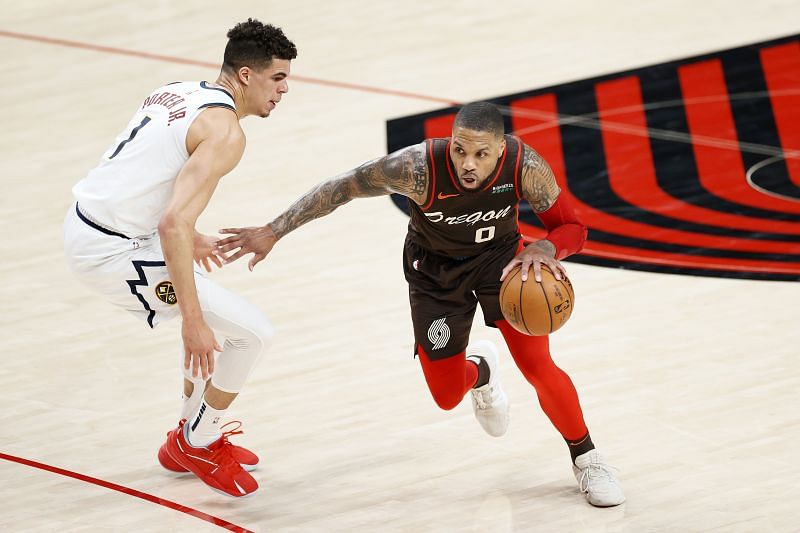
{"left": 500, "top": 241, "right": 566, "bottom": 283}
{"left": 193, "top": 232, "right": 224, "bottom": 272}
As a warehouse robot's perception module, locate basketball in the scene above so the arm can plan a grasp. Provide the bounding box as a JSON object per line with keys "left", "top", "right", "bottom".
{"left": 499, "top": 264, "right": 575, "bottom": 336}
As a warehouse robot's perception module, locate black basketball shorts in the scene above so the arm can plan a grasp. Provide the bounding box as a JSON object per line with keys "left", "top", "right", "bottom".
{"left": 403, "top": 236, "right": 520, "bottom": 360}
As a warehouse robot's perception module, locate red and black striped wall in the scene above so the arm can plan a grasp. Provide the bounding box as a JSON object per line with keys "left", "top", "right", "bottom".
{"left": 387, "top": 34, "right": 800, "bottom": 281}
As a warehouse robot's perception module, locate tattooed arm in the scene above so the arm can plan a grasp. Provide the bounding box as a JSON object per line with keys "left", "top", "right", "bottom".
{"left": 500, "top": 144, "right": 572, "bottom": 282}
{"left": 215, "top": 143, "right": 429, "bottom": 270}
{"left": 519, "top": 144, "right": 562, "bottom": 258}
{"left": 269, "top": 143, "right": 429, "bottom": 238}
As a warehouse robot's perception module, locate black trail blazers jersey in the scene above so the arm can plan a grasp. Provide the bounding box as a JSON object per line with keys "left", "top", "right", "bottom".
{"left": 407, "top": 135, "right": 524, "bottom": 257}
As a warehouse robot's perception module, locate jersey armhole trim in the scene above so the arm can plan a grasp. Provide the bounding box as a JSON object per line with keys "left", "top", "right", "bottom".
{"left": 197, "top": 103, "right": 236, "bottom": 112}
{"left": 422, "top": 139, "right": 437, "bottom": 210}
{"left": 199, "top": 81, "right": 234, "bottom": 101}
{"left": 512, "top": 136, "right": 524, "bottom": 201}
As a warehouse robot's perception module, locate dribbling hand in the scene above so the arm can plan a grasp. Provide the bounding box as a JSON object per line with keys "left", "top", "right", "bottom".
{"left": 216, "top": 224, "right": 277, "bottom": 271}
{"left": 500, "top": 241, "right": 566, "bottom": 283}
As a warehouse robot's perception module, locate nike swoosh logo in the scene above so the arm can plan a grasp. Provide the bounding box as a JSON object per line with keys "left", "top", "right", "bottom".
{"left": 437, "top": 192, "right": 460, "bottom": 199}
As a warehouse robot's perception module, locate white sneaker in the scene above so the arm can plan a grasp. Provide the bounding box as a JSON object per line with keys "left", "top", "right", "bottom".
{"left": 572, "top": 450, "right": 626, "bottom": 507}
{"left": 467, "top": 341, "right": 510, "bottom": 437}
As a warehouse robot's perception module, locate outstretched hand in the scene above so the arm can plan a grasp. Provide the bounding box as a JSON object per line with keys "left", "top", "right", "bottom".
{"left": 215, "top": 224, "right": 277, "bottom": 271}
{"left": 500, "top": 241, "right": 566, "bottom": 283}
{"left": 194, "top": 232, "right": 225, "bottom": 272}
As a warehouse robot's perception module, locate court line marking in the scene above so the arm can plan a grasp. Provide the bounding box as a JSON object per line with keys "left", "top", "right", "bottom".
{"left": 3, "top": 29, "right": 796, "bottom": 162}
{"left": 0, "top": 29, "right": 458, "bottom": 106}
{"left": 0, "top": 451, "right": 253, "bottom": 533}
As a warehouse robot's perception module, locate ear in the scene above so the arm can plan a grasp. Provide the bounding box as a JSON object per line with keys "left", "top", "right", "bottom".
{"left": 498, "top": 137, "right": 506, "bottom": 157}
{"left": 237, "top": 66, "right": 251, "bottom": 86}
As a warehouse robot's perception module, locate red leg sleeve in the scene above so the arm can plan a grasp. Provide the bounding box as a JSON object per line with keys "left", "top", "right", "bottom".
{"left": 496, "top": 320, "right": 588, "bottom": 440}
{"left": 417, "top": 345, "right": 478, "bottom": 411}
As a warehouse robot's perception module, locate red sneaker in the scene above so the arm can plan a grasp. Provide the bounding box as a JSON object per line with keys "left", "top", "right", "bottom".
{"left": 163, "top": 420, "right": 258, "bottom": 497}
{"left": 158, "top": 420, "right": 259, "bottom": 473}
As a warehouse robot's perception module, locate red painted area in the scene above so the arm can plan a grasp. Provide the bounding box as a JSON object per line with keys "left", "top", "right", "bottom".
{"left": 510, "top": 94, "right": 796, "bottom": 258}
{"left": 519, "top": 222, "right": 799, "bottom": 275}
{"left": 679, "top": 58, "right": 800, "bottom": 214}
{"left": 424, "top": 114, "right": 456, "bottom": 139}
{"left": 0, "top": 452, "right": 252, "bottom": 532}
{"left": 760, "top": 41, "right": 800, "bottom": 187}
{"left": 594, "top": 75, "right": 800, "bottom": 237}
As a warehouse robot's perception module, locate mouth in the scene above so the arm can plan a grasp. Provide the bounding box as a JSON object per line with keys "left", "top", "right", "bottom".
{"left": 460, "top": 172, "right": 478, "bottom": 186}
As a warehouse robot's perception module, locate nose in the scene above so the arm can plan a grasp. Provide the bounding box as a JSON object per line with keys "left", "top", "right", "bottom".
{"left": 462, "top": 156, "right": 477, "bottom": 172}
{"left": 279, "top": 80, "right": 289, "bottom": 94}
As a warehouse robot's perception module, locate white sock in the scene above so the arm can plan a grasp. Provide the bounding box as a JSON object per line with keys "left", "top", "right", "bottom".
{"left": 180, "top": 379, "right": 206, "bottom": 421}
{"left": 187, "top": 400, "right": 226, "bottom": 447}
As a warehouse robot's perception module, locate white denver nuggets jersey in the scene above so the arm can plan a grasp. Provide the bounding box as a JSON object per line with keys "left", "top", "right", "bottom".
{"left": 73, "top": 81, "right": 236, "bottom": 237}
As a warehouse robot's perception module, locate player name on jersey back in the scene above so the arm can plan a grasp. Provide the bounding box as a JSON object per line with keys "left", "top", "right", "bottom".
{"left": 72, "top": 81, "right": 236, "bottom": 237}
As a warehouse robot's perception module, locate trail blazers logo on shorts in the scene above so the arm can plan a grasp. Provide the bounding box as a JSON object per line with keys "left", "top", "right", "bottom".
{"left": 155, "top": 281, "right": 177, "bottom": 305}
{"left": 427, "top": 317, "right": 451, "bottom": 350}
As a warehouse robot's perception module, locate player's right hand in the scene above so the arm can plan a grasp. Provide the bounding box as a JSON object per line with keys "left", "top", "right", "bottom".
{"left": 216, "top": 224, "right": 277, "bottom": 271}
{"left": 182, "top": 317, "right": 221, "bottom": 380}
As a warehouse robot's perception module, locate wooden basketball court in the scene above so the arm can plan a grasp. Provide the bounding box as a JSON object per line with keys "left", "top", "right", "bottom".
{"left": 2, "top": 1, "right": 799, "bottom": 531}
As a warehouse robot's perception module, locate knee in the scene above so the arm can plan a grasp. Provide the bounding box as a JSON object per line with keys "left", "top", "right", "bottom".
{"left": 250, "top": 316, "right": 274, "bottom": 352}
{"left": 428, "top": 385, "right": 464, "bottom": 411}
{"left": 227, "top": 315, "right": 274, "bottom": 355}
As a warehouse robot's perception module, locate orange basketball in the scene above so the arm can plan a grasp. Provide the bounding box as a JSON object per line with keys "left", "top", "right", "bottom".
{"left": 499, "top": 264, "right": 575, "bottom": 336}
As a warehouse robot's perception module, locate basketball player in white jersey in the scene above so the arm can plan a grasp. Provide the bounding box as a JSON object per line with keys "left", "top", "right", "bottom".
{"left": 63, "top": 19, "right": 297, "bottom": 497}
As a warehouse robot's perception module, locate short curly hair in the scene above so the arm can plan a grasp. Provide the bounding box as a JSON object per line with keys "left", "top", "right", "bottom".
{"left": 453, "top": 102, "right": 505, "bottom": 138}
{"left": 223, "top": 18, "right": 297, "bottom": 72}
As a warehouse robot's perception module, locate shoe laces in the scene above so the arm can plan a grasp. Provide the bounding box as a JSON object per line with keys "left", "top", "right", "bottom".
{"left": 220, "top": 420, "right": 245, "bottom": 440}
{"left": 577, "top": 460, "right": 619, "bottom": 493}
{"left": 471, "top": 385, "right": 493, "bottom": 410}
{"left": 218, "top": 420, "right": 245, "bottom": 451}
{"left": 207, "top": 421, "right": 245, "bottom": 467}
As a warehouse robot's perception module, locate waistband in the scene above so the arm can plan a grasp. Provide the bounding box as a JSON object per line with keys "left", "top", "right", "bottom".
{"left": 75, "top": 203, "right": 132, "bottom": 240}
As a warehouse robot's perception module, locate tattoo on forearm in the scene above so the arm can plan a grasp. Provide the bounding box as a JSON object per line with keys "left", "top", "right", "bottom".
{"left": 522, "top": 146, "right": 560, "bottom": 212}
{"left": 354, "top": 163, "right": 387, "bottom": 196}
{"left": 270, "top": 179, "right": 350, "bottom": 239}
{"left": 270, "top": 145, "right": 429, "bottom": 239}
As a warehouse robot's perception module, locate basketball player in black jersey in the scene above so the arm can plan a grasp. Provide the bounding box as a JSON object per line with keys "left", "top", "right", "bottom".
{"left": 216, "top": 102, "right": 625, "bottom": 507}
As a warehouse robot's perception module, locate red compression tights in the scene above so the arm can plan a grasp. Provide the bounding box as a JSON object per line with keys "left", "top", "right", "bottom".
{"left": 417, "top": 323, "right": 588, "bottom": 440}
{"left": 417, "top": 346, "right": 478, "bottom": 410}
{"left": 496, "top": 319, "right": 588, "bottom": 440}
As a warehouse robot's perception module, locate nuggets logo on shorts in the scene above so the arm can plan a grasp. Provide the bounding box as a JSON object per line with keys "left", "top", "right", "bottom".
{"left": 155, "top": 281, "right": 177, "bottom": 305}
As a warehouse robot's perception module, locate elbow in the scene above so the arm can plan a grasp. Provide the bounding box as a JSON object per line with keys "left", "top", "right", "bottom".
{"left": 574, "top": 223, "right": 588, "bottom": 255}
{"left": 157, "top": 212, "right": 188, "bottom": 241}
{"left": 157, "top": 214, "right": 175, "bottom": 239}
